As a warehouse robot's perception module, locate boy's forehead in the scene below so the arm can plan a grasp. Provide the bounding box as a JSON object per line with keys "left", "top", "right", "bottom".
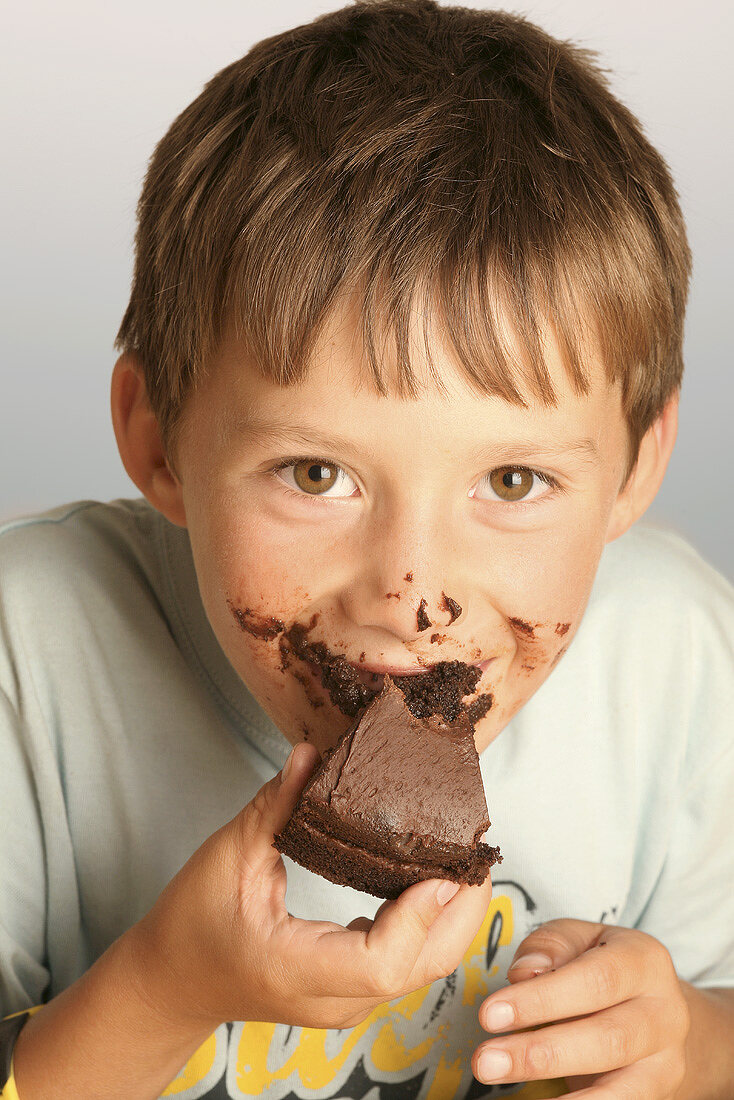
{"left": 212, "top": 296, "right": 621, "bottom": 436}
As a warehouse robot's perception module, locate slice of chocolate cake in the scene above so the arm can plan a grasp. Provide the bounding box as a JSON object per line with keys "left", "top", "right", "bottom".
{"left": 274, "top": 674, "right": 501, "bottom": 899}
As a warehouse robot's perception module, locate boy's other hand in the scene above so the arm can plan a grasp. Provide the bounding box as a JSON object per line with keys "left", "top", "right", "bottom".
{"left": 131, "top": 743, "right": 493, "bottom": 1033}
{"left": 472, "top": 918, "right": 690, "bottom": 1096}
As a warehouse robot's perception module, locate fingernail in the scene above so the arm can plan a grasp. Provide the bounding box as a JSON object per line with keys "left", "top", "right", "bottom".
{"left": 436, "top": 881, "right": 460, "bottom": 905}
{"left": 477, "top": 1048, "right": 512, "bottom": 1083}
{"left": 508, "top": 952, "right": 553, "bottom": 974}
{"left": 282, "top": 747, "right": 296, "bottom": 782}
{"left": 484, "top": 1000, "right": 515, "bottom": 1031}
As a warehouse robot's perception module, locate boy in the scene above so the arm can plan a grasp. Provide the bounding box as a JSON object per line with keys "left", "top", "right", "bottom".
{"left": 1, "top": 0, "right": 733, "bottom": 1096}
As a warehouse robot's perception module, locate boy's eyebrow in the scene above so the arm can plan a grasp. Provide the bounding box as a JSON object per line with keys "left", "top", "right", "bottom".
{"left": 470, "top": 437, "right": 601, "bottom": 466}
{"left": 225, "top": 415, "right": 373, "bottom": 459}
{"left": 227, "top": 414, "right": 600, "bottom": 466}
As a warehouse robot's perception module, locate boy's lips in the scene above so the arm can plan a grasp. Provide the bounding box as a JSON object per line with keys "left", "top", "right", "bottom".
{"left": 348, "top": 656, "right": 494, "bottom": 690}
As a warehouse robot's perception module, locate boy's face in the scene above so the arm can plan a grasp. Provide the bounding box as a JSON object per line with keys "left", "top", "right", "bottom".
{"left": 171, "top": 302, "right": 631, "bottom": 756}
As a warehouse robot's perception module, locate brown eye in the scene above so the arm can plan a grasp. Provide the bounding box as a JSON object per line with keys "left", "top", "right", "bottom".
{"left": 488, "top": 467, "right": 536, "bottom": 501}
{"left": 292, "top": 460, "right": 339, "bottom": 495}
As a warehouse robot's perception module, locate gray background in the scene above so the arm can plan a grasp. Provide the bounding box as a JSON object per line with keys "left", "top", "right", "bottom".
{"left": 3, "top": 0, "right": 732, "bottom": 581}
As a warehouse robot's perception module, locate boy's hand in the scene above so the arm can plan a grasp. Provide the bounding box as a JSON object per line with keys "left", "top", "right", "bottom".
{"left": 132, "top": 742, "right": 492, "bottom": 1034}
{"left": 472, "top": 918, "right": 690, "bottom": 1096}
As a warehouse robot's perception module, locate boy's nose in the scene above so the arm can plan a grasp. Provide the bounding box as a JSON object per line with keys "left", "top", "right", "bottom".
{"left": 341, "top": 584, "right": 462, "bottom": 644}
{"left": 338, "top": 506, "right": 468, "bottom": 644}
{"left": 340, "top": 551, "right": 464, "bottom": 644}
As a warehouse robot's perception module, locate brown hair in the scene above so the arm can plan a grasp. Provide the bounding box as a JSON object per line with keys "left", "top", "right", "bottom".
{"left": 115, "top": 0, "right": 691, "bottom": 477}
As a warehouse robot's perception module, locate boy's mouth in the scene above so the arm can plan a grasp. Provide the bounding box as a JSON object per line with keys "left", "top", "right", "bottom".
{"left": 273, "top": 615, "right": 494, "bottom": 721}
{"left": 346, "top": 656, "right": 494, "bottom": 694}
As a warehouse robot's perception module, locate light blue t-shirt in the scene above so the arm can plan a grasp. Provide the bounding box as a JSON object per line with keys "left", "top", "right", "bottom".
{"left": 1, "top": 497, "right": 733, "bottom": 1100}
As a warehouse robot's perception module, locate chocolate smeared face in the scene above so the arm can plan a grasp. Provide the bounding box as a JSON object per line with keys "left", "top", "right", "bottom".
{"left": 230, "top": 606, "right": 493, "bottom": 731}
{"left": 171, "top": 296, "right": 634, "bottom": 756}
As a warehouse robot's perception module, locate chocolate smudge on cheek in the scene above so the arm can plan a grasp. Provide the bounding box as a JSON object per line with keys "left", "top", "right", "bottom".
{"left": 404, "top": 571, "right": 414, "bottom": 582}
{"left": 278, "top": 634, "right": 292, "bottom": 672}
{"left": 386, "top": 592, "right": 400, "bottom": 600}
{"left": 441, "top": 592, "right": 462, "bottom": 625}
{"left": 293, "top": 667, "right": 325, "bottom": 710}
{"left": 228, "top": 600, "right": 285, "bottom": 640}
{"left": 555, "top": 622, "right": 571, "bottom": 636}
{"left": 416, "top": 598, "right": 432, "bottom": 631}
{"left": 551, "top": 644, "right": 569, "bottom": 669}
{"left": 509, "top": 616, "right": 537, "bottom": 639}
{"left": 302, "top": 723, "right": 311, "bottom": 741}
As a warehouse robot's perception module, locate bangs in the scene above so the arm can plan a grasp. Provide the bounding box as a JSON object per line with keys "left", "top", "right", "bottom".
{"left": 116, "top": 1, "right": 690, "bottom": 469}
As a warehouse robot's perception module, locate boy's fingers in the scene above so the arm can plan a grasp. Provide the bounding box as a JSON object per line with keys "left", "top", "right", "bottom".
{"left": 506, "top": 918, "right": 606, "bottom": 981}
{"left": 346, "top": 916, "right": 374, "bottom": 933}
{"left": 359, "top": 877, "right": 464, "bottom": 990}
{"left": 346, "top": 897, "right": 392, "bottom": 933}
{"left": 309, "top": 875, "right": 491, "bottom": 998}
{"left": 229, "top": 742, "right": 321, "bottom": 875}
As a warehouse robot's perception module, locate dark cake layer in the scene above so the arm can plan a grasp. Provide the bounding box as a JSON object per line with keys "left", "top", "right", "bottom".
{"left": 276, "top": 810, "right": 501, "bottom": 900}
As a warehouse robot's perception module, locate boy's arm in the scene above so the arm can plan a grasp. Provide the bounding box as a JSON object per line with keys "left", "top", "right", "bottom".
{"left": 679, "top": 982, "right": 734, "bottom": 1099}
{"left": 7, "top": 744, "right": 493, "bottom": 1100}
{"left": 10, "top": 927, "right": 215, "bottom": 1100}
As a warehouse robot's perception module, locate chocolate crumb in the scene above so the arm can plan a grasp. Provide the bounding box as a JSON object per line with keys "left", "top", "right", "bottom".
{"left": 393, "top": 661, "right": 481, "bottom": 724}
{"left": 386, "top": 592, "right": 400, "bottom": 600}
{"left": 404, "top": 571, "right": 414, "bottom": 582}
{"left": 555, "top": 622, "right": 571, "bottom": 636}
{"left": 441, "top": 592, "right": 462, "bottom": 625}
{"left": 464, "top": 693, "right": 493, "bottom": 726}
{"left": 228, "top": 601, "right": 285, "bottom": 640}
{"left": 359, "top": 651, "right": 366, "bottom": 663}
{"left": 430, "top": 632, "right": 448, "bottom": 644}
{"left": 416, "top": 598, "right": 432, "bottom": 632}
{"left": 509, "top": 616, "right": 536, "bottom": 639}
{"left": 302, "top": 723, "right": 310, "bottom": 741}
{"left": 282, "top": 621, "right": 375, "bottom": 717}
{"left": 521, "top": 664, "right": 535, "bottom": 672}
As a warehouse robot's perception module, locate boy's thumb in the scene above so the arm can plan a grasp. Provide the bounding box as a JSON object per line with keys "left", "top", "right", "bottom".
{"left": 229, "top": 742, "right": 320, "bottom": 878}
{"left": 365, "top": 876, "right": 461, "bottom": 976}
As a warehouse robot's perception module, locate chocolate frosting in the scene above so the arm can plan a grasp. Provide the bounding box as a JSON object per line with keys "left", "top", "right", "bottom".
{"left": 305, "top": 677, "right": 489, "bottom": 854}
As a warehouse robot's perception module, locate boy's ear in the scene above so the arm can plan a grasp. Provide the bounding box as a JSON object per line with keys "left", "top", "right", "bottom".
{"left": 110, "top": 353, "right": 187, "bottom": 528}
{"left": 605, "top": 392, "right": 679, "bottom": 544}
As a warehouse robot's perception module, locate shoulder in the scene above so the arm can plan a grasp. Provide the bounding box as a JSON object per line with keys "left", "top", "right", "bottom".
{"left": 0, "top": 496, "right": 161, "bottom": 565}
{"left": 0, "top": 497, "right": 166, "bottom": 598}
{"left": 580, "top": 520, "right": 734, "bottom": 777}
{"left": 0, "top": 498, "right": 171, "bottom": 693}
{"left": 588, "top": 520, "right": 734, "bottom": 638}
